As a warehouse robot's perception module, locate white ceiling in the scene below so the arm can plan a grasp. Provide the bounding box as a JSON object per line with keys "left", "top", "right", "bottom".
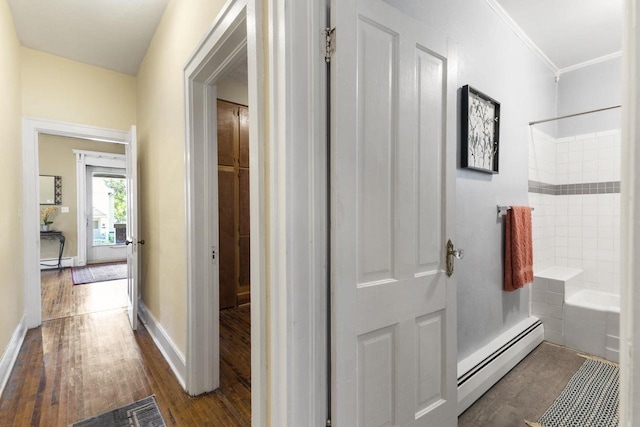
{"left": 6, "top": 0, "right": 622, "bottom": 77}
{"left": 494, "top": 0, "right": 622, "bottom": 73}
{"left": 223, "top": 55, "right": 249, "bottom": 85}
{"left": 7, "top": 0, "right": 169, "bottom": 76}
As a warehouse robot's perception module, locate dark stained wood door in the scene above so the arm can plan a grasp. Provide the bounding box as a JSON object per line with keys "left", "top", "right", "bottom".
{"left": 217, "top": 100, "right": 250, "bottom": 309}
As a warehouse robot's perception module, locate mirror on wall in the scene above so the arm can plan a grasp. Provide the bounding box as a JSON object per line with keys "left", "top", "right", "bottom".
{"left": 39, "top": 175, "right": 62, "bottom": 205}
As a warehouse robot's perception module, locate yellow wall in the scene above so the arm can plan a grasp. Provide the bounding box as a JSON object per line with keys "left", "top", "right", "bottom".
{"left": 38, "top": 135, "right": 126, "bottom": 259}
{"left": 136, "top": 0, "right": 227, "bottom": 353}
{"left": 21, "top": 47, "right": 137, "bottom": 130}
{"left": 0, "top": 0, "right": 24, "bottom": 356}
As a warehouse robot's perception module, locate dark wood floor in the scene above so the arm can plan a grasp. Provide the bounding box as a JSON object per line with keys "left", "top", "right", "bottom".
{"left": 458, "top": 342, "right": 586, "bottom": 427}
{"left": 0, "top": 269, "right": 251, "bottom": 426}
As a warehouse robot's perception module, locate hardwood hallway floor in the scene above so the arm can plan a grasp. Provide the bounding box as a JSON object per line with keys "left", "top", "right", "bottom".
{"left": 40, "top": 268, "right": 128, "bottom": 321}
{"left": 0, "top": 269, "right": 251, "bottom": 426}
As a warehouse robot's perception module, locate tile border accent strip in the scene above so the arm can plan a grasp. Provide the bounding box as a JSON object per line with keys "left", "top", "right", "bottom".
{"left": 528, "top": 180, "right": 620, "bottom": 195}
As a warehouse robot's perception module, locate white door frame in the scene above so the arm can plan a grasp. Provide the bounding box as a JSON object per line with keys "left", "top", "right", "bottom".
{"left": 183, "top": 0, "right": 250, "bottom": 399}
{"left": 22, "top": 117, "right": 129, "bottom": 329}
{"left": 184, "top": 0, "right": 327, "bottom": 425}
{"left": 73, "top": 150, "right": 127, "bottom": 266}
{"left": 620, "top": 0, "right": 637, "bottom": 423}
{"left": 265, "top": 0, "right": 328, "bottom": 425}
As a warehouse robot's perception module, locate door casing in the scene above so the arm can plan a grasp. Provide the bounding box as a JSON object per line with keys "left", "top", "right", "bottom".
{"left": 22, "top": 118, "right": 130, "bottom": 328}
{"left": 183, "top": 0, "right": 329, "bottom": 425}
{"left": 183, "top": 0, "right": 267, "bottom": 406}
{"left": 75, "top": 157, "right": 127, "bottom": 265}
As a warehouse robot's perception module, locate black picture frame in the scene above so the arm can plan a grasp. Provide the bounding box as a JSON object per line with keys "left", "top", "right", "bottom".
{"left": 461, "top": 85, "right": 500, "bottom": 174}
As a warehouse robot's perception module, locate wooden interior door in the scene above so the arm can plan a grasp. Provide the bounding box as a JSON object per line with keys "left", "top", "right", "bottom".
{"left": 217, "top": 100, "right": 250, "bottom": 309}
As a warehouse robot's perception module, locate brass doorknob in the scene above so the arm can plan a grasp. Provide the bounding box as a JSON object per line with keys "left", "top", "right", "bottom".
{"left": 446, "top": 240, "right": 463, "bottom": 276}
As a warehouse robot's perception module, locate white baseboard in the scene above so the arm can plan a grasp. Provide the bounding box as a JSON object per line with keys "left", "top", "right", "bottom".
{"left": 0, "top": 315, "right": 27, "bottom": 399}
{"left": 457, "top": 317, "right": 544, "bottom": 415}
{"left": 138, "top": 302, "right": 186, "bottom": 390}
{"left": 39, "top": 257, "right": 74, "bottom": 270}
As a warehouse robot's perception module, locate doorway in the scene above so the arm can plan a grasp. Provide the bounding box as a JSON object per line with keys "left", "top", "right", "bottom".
{"left": 217, "top": 99, "right": 250, "bottom": 309}
{"left": 85, "top": 166, "right": 127, "bottom": 264}
{"left": 22, "top": 119, "right": 139, "bottom": 331}
{"left": 182, "top": 5, "right": 269, "bottom": 424}
{"left": 36, "top": 135, "right": 131, "bottom": 322}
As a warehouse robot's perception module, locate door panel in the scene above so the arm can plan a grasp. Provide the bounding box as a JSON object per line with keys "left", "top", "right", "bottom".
{"left": 356, "top": 17, "right": 397, "bottom": 285}
{"left": 331, "top": 1, "right": 457, "bottom": 425}
{"left": 238, "top": 165, "right": 250, "bottom": 305}
{"left": 238, "top": 236, "right": 250, "bottom": 292}
{"left": 359, "top": 325, "right": 397, "bottom": 427}
{"left": 239, "top": 168, "right": 250, "bottom": 235}
{"left": 416, "top": 49, "right": 445, "bottom": 273}
{"left": 217, "top": 101, "right": 237, "bottom": 167}
{"left": 239, "top": 106, "right": 250, "bottom": 168}
{"left": 218, "top": 169, "right": 236, "bottom": 309}
{"left": 415, "top": 311, "right": 445, "bottom": 416}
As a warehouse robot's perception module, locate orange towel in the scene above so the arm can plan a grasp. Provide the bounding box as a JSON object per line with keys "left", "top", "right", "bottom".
{"left": 504, "top": 206, "right": 533, "bottom": 291}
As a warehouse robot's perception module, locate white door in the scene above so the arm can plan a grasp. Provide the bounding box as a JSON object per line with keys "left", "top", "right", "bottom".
{"left": 86, "top": 166, "right": 128, "bottom": 263}
{"left": 125, "top": 125, "right": 139, "bottom": 330}
{"left": 331, "top": 1, "right": 458, "bottom": 426}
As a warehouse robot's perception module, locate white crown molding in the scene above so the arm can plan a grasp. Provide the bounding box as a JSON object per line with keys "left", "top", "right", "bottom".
{"left": 484, "top": 0, "right": 559, "bottom": 76}
{"left": 557, "top": 51, "right": 623, "bottom": 75}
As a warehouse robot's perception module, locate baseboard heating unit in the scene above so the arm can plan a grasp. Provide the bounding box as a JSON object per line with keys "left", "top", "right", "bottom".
{"left": 457, "top": 317, "right": 544, "bottom": 415}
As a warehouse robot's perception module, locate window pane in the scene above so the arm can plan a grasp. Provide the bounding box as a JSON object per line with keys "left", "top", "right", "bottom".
{"left": 92, "top": 176, "right": 127, "bottom": 247}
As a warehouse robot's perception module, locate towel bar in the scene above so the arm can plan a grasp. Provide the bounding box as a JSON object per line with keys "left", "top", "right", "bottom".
{"left": 497, "top": 205, "right": 534, "bottom": 216}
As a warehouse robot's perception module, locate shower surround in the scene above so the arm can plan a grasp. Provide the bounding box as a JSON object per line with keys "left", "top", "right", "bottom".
{"left": 529, "top": 128, "right": 621, "bottom": 293}
{"left": 528, "top": 128, "right": 621, "bottom": 359}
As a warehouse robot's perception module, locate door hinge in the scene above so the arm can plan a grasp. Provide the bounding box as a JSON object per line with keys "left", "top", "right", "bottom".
{"left": 324, "top": 27, "right": 336, "bottom": 63}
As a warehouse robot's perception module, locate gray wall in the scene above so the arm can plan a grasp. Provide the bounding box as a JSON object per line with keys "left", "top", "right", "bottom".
{"left": 557, "top": 57, "right": 622, "bottom": 137}
{"left": 385, "top": 0, "right": 557, "bottom": 361}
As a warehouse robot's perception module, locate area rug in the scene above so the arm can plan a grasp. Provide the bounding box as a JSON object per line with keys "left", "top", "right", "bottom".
{"left": 71, "top": 262, "right": 127, "bottom": 285}
{"left": 70, "top": 396, "right": 166, "bottom": 426}
{"left": 525, "top": 355, "right": 619, "bottom": 427}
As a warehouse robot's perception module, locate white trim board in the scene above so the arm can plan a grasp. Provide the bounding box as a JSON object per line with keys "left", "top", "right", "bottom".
{"left": 620, "top": 2, "right": 637, "bottom": 423}
{"left": 0, "top": 315, "right": 27, "bottom": 400}
{"left": 22, "top": 117, "right": 129, "bottom": 328}
{"left": 138, "top": 302, "right": 186, "bottom": 389}
{"left": 272, "top": 0, "right": 328, "bottom": 425}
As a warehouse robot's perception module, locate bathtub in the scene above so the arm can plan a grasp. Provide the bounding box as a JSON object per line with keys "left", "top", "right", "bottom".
{"left": 564, "top": 290, "right": 620, "bottom": 362}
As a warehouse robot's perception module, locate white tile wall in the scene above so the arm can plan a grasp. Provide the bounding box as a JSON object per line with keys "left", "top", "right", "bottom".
{"left": 529, "top": 129, "right": 557, "bottom": 273}
{"left": 529, "top": 193, "right": 555, "bottom": 272}
{"left": 528, "top": 129, "right": 621, "bottom": 296}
